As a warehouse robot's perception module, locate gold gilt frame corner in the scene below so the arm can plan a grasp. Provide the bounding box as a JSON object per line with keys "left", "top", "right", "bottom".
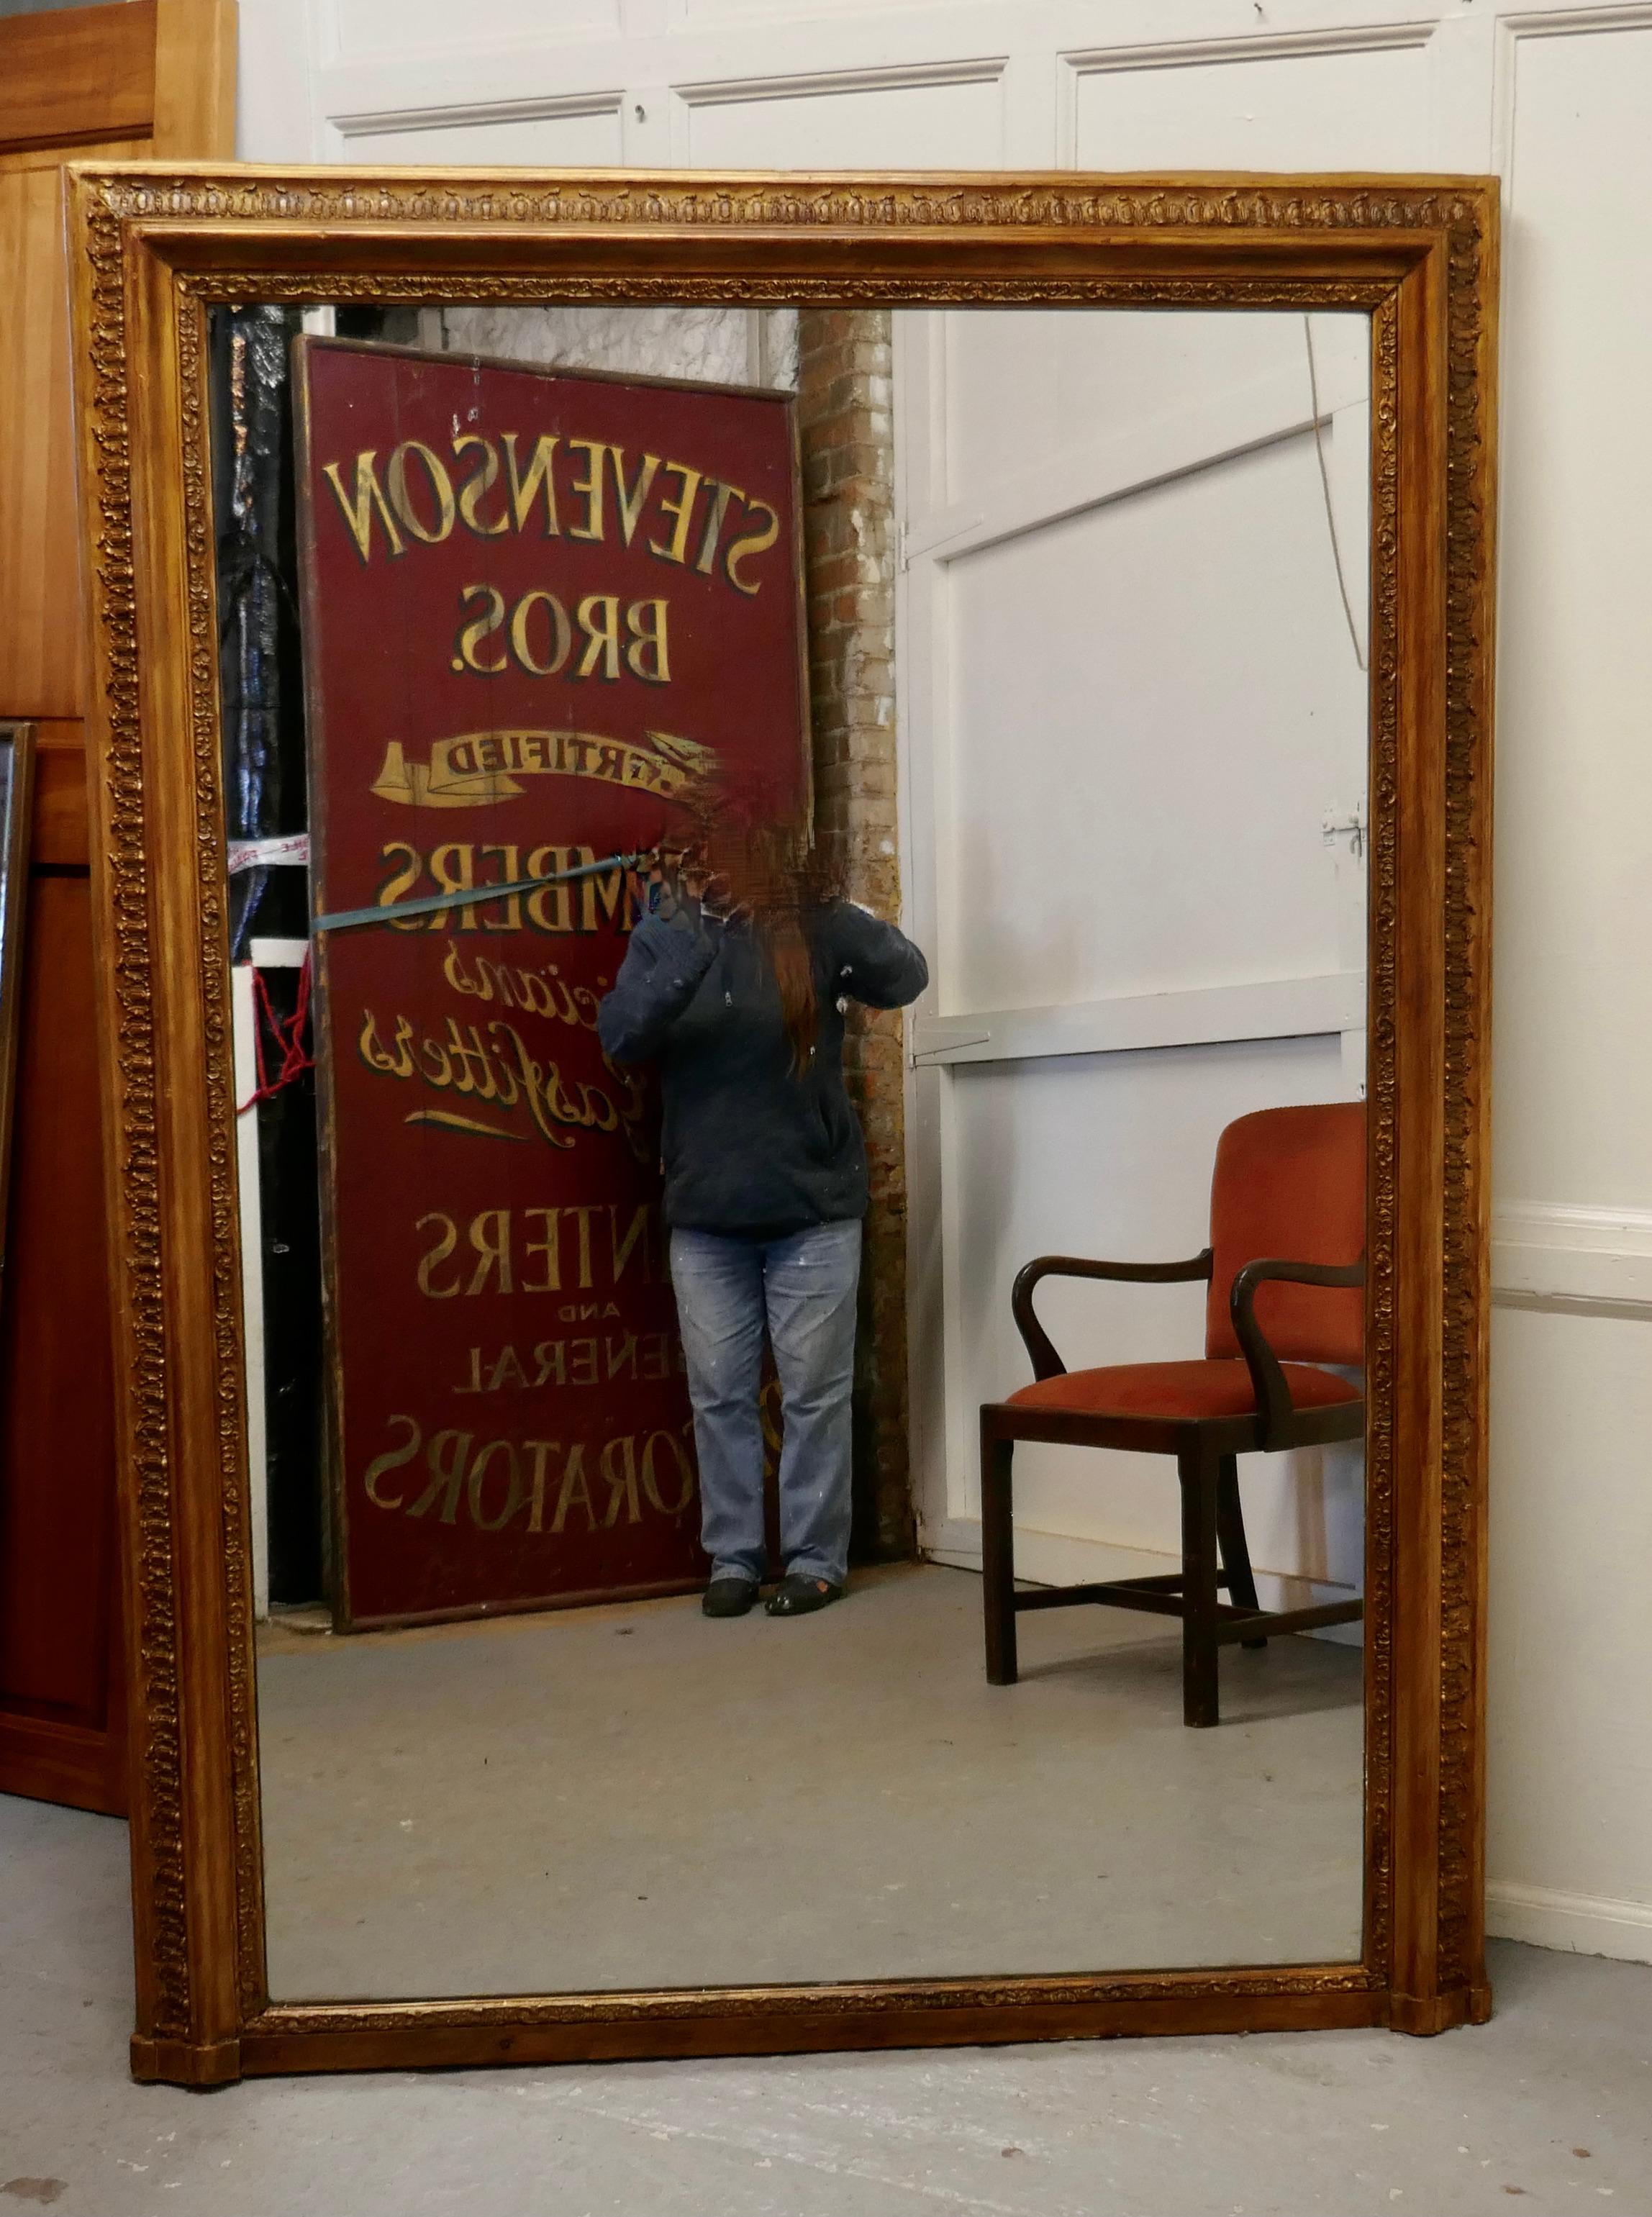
{"left": 65, "top": 163, "right": 1497, "bottom": 2087}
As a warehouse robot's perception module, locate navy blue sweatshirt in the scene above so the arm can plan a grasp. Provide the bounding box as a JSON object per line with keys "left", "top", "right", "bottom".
{"left": 596, "top": 899, "right": 928, "bottom": 1233}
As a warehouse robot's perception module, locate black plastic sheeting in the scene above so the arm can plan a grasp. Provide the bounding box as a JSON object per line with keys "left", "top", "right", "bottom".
{"left": 212, "top": 303, "right": 309, "bottom": 958}
{"left": 210, "top": 305, "right": 324, "bottom": 1605}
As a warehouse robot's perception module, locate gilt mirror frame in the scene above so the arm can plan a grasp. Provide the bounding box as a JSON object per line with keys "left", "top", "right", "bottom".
{"left": 65, "top": 161, "right": 1497, "bottom": 2087}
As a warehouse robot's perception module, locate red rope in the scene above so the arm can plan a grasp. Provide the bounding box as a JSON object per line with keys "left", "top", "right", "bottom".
{"left": 239, "top": 952, "right": 314, "bottom": 1112}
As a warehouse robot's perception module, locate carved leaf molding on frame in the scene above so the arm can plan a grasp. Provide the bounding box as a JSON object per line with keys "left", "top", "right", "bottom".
{"left": 73, "top": 166, "right": 1492, "bottom": 2046}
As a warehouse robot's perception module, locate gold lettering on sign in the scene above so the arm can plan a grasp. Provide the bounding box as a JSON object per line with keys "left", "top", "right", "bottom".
{"left": 575, "top": 594, "right": 621, "bottom": 681}
{"left": 386, "top": 442, "right": 456, "bottom": 546}
{"left": 369, "top": 727, "right": 713, "bottom": 811}
{"left": 508, "top": 590, "right": 573, "bottom": 679}
{"left": 725, "top": 497, "right": 779, "bottom": 595}
{"left": 552, "top": 1443, "right": 594, "bottom": 1533}
{"left": 455, "top": 584, "right": 509, "bottom": 674}
{"left": 467, "top": 1439, "right": 527, "bottom": 1531}
{"left": 442, "top": 944, "right": 604, "bottom": 1030}
{"left": 624, "top": 600, "right": 670, "bottom": 684}
{"left": 322, "top": 450, "right": 404, "bottom": 563}
{"left": 611, "top": 448, "right": 661, "bottom": 545}
{"left": 648, "top": 461, "right": 702, "bottom": 567}
{"left": 501, "top": 433, "right": 561, "bottom": 536}
{"left": 360, "top": 1012, "right": 650, "bottom": 1156}
{"left": 522, "top": 1207, "right": 560, "bottom": 1294}
{"left": 454, "top": 435, "right": 508, "bottom": 538}
{"left": 358, "top": 1415, "right": 699, "bottom": 1536}
{"left": 450, "top": 1330, "right": 682, "bottom": 1393}
{"left": 415, "top": 1212, "right": 461, "bottom": 1298}
{"left": 566, "top": 439, "right": 606, "bottom": 542}
{"left": 318, "top": 429, "right": 787, "bottom": 598}
{"left": 694, "top": 481, "right": 736, "bottom": 575}
{"left": 412, "top": 1204, "right": 663, "bottom": 1300}
{"left": 362, "top": 1414, "right": 422, "bottom": 1507}
{"left": 407, "top": 1428, "right": 473, "bottom": 1523}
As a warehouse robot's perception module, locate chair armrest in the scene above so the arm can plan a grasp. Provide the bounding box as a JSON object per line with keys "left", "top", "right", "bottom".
{"left": 1012, "top": 1251, "right": 1214, "bottom": 1382}
{"left": 1230, "top": 1257, "right": 1365, "bottom": 1448}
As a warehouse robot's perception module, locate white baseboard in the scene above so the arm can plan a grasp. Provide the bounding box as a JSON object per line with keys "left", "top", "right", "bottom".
{"left": 1486, "top": 1881, "right": 1652, "bottom": 1965}
{"left": 924, "top": 1514, "right": 1175, "bottom": 1589}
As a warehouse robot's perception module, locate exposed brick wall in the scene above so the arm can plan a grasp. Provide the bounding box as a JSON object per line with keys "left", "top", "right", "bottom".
{"left": 795, "top": 308, "right": 913, "bottom": 1563}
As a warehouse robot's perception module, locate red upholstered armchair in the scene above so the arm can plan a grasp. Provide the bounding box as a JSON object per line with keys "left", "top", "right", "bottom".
{"left": 979, "top": 1102, "right": 1366, "bottom": 1727}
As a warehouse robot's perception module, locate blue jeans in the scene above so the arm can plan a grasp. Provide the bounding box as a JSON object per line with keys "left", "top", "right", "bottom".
{"left": 669, "top": 1220, "right": 862, "bottom": 1588}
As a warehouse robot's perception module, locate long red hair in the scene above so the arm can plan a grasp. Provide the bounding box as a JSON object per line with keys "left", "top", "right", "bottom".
{"left": 766, "top": 917, "right": 819, "bottom": 1079}
{"left": 699, "top": 815, "right": 836, "bottom": 1079}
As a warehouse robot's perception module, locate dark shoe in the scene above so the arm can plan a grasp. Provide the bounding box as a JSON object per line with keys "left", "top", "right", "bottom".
{"left": 702, "top": 1577, "right": 758, "bottom": 1619}
{"left": 764, "top": 1574, "right": 844, "bottom": 1618}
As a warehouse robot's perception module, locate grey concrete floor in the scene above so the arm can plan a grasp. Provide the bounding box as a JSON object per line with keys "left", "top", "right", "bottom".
{"left": 5, "top": 1791, "right": 1652, "bottom": 2214}
{"left": 257, "top": 1562, "right": 1365, "bottom": 1999}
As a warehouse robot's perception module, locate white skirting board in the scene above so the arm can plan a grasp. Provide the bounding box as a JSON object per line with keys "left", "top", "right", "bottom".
{"left": 1486, "top": 1882, "right": 1652, "bottom": 1967}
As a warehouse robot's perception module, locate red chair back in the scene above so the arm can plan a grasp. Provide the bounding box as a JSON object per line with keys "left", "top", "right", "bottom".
{"left": 1204, "top": 1103, "right": 1366, "bottom": 1366}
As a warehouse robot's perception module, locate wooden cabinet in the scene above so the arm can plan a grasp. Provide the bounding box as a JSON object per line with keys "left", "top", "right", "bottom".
{"left": 0, "top": 0, "right": 235, "bottom": 1813}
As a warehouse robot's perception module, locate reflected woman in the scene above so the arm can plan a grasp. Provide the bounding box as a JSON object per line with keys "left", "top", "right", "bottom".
{"left": 597, "top": 847, "right": 927, "bottom": 1620}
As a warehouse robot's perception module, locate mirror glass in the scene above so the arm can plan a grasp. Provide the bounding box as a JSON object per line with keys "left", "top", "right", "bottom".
{"left": 213, "top": 297, "right": 1371, "bottom": 1999}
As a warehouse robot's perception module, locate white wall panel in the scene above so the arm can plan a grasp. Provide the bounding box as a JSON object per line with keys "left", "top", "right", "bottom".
{"left": 1493, "top": 17, "right": 1652, "bottom": 1208}
{"left": 1481, "top": 5, "right": 1652, "bottom": 1959}
{"left": 945, "top": 307, "right": 1305, "bottom": 504}
{"left": 236, "top": 0, "right": 322, "bottom": 163}
{"left": 332, "top": 0, "right": 622, "bottom": 60}
{"left": 1488, "top": 1300, "right": 1652, "bottom": 1959}
{"left": 338, "top": 106, "right": 627, "bottom": 166}
{"left": 674, "top": 0, "right": 958, "bottom": 21}
{"left": 681, "top": 70, "right": 1004, "bottom": 168}
{"left": 942, "top": 429, "right": 1365, "bottom": 1016}
{"left": 1067, "top": 33, "right": 1437, "bottom": 171}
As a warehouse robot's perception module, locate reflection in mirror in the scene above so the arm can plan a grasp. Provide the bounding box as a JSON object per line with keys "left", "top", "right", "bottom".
{"left": 216, "top": 299, "right": 1370, "bottom": 2000}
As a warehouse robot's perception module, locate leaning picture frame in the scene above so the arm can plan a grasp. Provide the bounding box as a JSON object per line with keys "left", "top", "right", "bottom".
{"left": 65, "top": 163, "right": 1498, "bottom": 2085}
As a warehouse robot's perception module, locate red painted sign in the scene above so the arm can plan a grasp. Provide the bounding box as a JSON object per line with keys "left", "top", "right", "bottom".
{"left": 294, "top": 337, "right": 809, "bottom": 1628}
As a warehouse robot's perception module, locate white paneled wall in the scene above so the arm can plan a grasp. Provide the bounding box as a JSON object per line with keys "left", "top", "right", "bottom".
{"left": 901, "top": 303, "right": 1369, "bottom": 1634}
{"left": 1065, "top": 33, "right": 1438, "bottom": 171}
{"left": 340, "top": 108, "right": 627, "bottom": 168}
{"left": 237, "top": 0, "right": 1652, "bottom": 1965}
{"left": 684, "top": 69, "right": 1007, "bottom": 168}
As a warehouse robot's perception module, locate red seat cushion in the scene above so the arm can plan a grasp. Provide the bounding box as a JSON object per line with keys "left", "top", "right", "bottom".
{"left": 1004, "top": 1358, "right": 1362, "bottom": 1421}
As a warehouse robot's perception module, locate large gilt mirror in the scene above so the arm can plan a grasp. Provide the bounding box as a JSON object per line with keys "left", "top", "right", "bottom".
{"left": 68, "top": 164, "right": 1497, "bottom": 2082}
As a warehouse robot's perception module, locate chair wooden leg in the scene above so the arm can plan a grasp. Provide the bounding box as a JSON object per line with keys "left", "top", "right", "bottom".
{"left": 1179, "top": 1443, "right": 1220, "bottom": 1727}
{"left": 981, "top": 1428, "right": 1018, "bottom": 1686}
{"left": 1216, "top": 1454, "right": 1267, "bottom": 1650}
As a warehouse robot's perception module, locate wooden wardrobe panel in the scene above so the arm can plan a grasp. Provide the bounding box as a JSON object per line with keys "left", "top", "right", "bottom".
{"left": 0, "top": 142, "right": 147, "bottom": 723}
{"left": 0, "top": 878, "right": 119, "bottom": 1725}
{"left": 0, "top": 0, "right": 234, "bottom": 1814}
{"left": 28, "top": 722, "right": 91, "bottom": 871}
{"left": 0, "top": 3, "right": 156, "bottom": 154}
